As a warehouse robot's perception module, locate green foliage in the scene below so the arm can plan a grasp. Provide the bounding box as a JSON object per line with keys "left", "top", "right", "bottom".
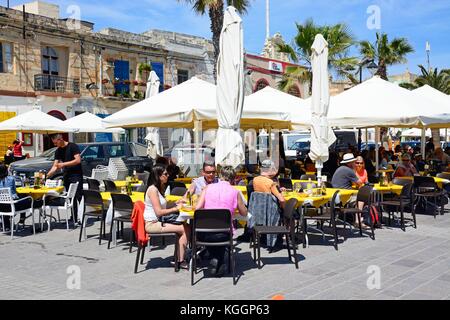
{"left": 359, "top": 32, "right": 414, "bottom": 80}
{"left": 277, "top": 18, "right": 358, "bottom": 93}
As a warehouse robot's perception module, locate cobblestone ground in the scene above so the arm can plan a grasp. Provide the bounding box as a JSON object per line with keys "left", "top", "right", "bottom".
{"left": 1, "top": 205, "right": 450, "bottom": 300}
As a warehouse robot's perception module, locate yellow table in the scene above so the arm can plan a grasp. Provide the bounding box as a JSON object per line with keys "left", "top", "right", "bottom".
{"left": 114, "top": 180, "right": 143, "bottom": 188}
{"left": 378, "top": 169, "right": 395, "bottom": 174}
{"left": 175, "top": 177, "right": 193, "bottom": 184}
{"left": 17, "top": 186, "right": 64, "bottom": 199}
{"left": 397, "top": 176, "right": 449, "bottom": 189}
{"left": 284, "top": 188, "right": 357, "bottom": 208}
{"left": 101, "top": 192, "right": 145, "bottom": 203}
{"left": 373, "top": 183, "right": 403, "bottom": 195}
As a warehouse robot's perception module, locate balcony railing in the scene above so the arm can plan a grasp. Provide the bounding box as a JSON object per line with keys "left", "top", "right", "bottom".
{"left": 34, "top": 74, "right": 80, "bottom": 95}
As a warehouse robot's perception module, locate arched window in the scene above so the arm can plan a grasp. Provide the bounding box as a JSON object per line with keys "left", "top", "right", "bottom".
{"left": 287, "top": 84, "right": 301, "bottom": 98}
{"left": 42, "top": 46, "right": 59, "bottom": 75}
{"left": 254, "top": 78, "right": 269, "bottom": 92}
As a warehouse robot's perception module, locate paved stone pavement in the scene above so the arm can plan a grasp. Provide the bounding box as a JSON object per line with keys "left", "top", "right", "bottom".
{"left": 1, "top": 206, "right": 450, "bottom": 300}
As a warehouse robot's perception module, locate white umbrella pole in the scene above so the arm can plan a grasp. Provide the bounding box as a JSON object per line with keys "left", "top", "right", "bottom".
{"left": 34, "top": 133, "right": 38, "bottom": 157}
{"left": 375, "top": 126, "right": 380, "bottom": 171}
{"left": 421, "top": 128, "right": 426, "bottom": 158}
{"left": 365, "top": 128, "right": 368, "bottom": 148}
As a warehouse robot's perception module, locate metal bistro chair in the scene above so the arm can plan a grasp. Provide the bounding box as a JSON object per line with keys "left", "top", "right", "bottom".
{"left": 413, "top": 176, "right": 446, "bottom": 218}
{"left": 339, "top": 185, "right": 375, "bottom": 240}
{"left": 42, "top": 182, "right": 79, "bottom": 231}
{"left": 108, "top": 193, "right": 134, "bottom": 250}
{"left": 87, "top": 178, "right": 101, "bottom": 191}
{"left": 191, "top": 209, "right": 236, "bottom": 285}
{"left": 301, "top": 190, "right": 341, "bottom": 250}
{"left": 0, "top": 188, "right": 35, "bottom": 239}
{"left": 379, "top": 183, "right": 415, "bottom": 231}
{"left": 79, "top": 190, "right": 107, "bottom": 244}
{"left": 134, "top": 222, "right": 180, "bottom": 274}
{"left": 252, "top": 198, "right": 299, "bottom": 269}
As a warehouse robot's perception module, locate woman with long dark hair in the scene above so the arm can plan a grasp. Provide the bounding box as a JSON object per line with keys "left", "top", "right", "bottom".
{"left": 144, "top": 165, "right": 190, "bottom": 270}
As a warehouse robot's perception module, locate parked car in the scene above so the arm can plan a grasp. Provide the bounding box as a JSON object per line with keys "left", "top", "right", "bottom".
{"left": 9, "top": 142, "right": 152, "bottom": 178}
{"left": 286, "top": 130, "right": 358, "bottom": 160}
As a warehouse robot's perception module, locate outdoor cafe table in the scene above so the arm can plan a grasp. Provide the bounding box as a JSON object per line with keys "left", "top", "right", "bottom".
{"left": 17, "top": 186, "right": 65, "bottom": 199}
{"left": 113, "top": 180, "right": 143, "bottom": 189}
{"left": 175, "top": 177, "right": 193, "bottom": 184}
{"left": 283, "top": 188, "right": 358, "bottom": 208}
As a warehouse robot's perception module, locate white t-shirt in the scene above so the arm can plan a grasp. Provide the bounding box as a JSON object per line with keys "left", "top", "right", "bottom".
{"left": 144, "top": 186, "right": 167, "bottom": 222}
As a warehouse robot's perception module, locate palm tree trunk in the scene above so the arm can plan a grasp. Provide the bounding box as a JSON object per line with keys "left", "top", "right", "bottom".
{"left": 376, "top": 61, "right": 388, "bottom": 80}
{"left": 209, "top": 1, "right": 224, "bottom": 83}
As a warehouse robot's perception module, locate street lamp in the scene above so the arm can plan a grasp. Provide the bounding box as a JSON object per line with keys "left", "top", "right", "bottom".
{"left": 357, "top": 59, "right": 378, "bottom": 151}
{"left": 358, "top": 58, "right": 378, "bottom": 83}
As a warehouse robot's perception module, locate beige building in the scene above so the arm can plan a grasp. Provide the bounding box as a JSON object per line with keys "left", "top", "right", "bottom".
{"left": 0, "top": 1, "right": 215, "bottom": 155}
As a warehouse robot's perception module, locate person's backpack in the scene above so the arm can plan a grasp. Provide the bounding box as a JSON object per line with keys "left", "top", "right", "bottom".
{"left": 363, "top": 205, "right": 381, "bottom": 228}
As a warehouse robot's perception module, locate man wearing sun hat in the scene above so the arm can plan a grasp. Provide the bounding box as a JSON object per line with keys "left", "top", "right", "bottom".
{"left": 331, "top": 153, "right": 363, "bottom": 190}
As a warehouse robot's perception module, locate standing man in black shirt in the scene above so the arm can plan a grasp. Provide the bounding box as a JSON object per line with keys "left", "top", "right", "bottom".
{"left": 47, "top": 133, "right": 83, "bottom": 222}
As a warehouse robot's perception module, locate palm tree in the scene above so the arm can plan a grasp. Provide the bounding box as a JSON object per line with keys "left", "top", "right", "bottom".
{"left": 359, "top": 32, "right": 414, "bottom": 80}
{"left": 178, "top": 0, "right": 251, "bottom": 81}
{"left": 276, "top": 18, "right": 359, "bottom": 94}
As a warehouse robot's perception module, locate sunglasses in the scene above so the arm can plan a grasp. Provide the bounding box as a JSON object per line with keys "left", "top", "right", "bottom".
{"left": 162, "top": 172, "right": 169, "bottom": 176}
{"left": 355, "top": 162, "right": 363, "bottom": 164}
{"left": 204, "top": 171, "right": 216, "bottom": 175}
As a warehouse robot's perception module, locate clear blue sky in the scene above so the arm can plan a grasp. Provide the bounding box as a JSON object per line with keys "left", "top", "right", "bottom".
{"left": 8, "top": 0, "right": 450, "bottom": 77}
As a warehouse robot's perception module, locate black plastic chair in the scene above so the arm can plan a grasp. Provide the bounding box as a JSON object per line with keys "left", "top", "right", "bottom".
{"left": 191, "top": 209, "right": 236, "bottom": 285}
{"left": 300, "top": 174, "right": 317, "bottom": 181}
{"left": 79, "top": 190, "right": 106, "bottom": 244}
{"left": 339, "top": 185, "right": 375, "bottom": 239}
{"left": 278, "top": 178, "right": 293, "bottom": 190}
{"left": 251, "top": 198, "right": 299, "bottom": 269}
{"left": 379, "top": 183, "right": 415, "bottom": 231}
{"left": 108, "top": 193, "right": 134, "bottom": 250}
{"left": 103, "top": 180, "right": 118, "bottom": 193}
{"left": 87, "top": 178, "right": 100, "bottom": 191}
{"left": 413, "top": 176, "right": 446, "bottom": 218}
{"left": 170, "top": 187, "right": 187, "bottom": 196}
{"left": 301, "top": 190, "right": 340, "bottom": 250}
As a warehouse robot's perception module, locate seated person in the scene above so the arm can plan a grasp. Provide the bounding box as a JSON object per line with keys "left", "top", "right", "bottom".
{"left": 331, "top": 153, "right": 363, "bottom": 190}
{"left": 413, "top": 153, "right": 426, "bottom": 172}
{"left": 0, "top": 163, "right": 36, "bottom": 229}
{"left": 144, "top": 165, "right": 190, "bottom": 270}
{"left": 185, "top": 162, "right": 218, "bottom": 196}
{"left": 253, "top": 160, "right": 285, "bottom": 208}
{"left": 354, "top": 156, "right": 368, "bottom": 184}
{"left": 393, "top": 153, "right": 418, "bottom": 177}
{"left": 195, "top": 166, "right": 248, "bottom": 277}
{"left": 331, "top": 154, "right": 367, "bottom": 228}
